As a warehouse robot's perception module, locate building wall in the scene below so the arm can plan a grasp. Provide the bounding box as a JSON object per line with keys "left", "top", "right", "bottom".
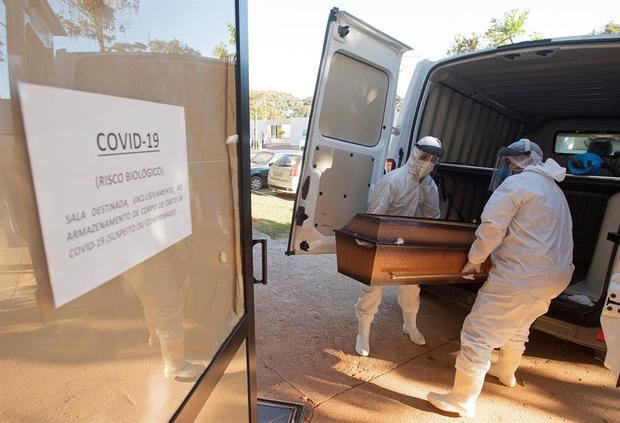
{"left": 250, "top": 117, "right": 309, "bottom": 148}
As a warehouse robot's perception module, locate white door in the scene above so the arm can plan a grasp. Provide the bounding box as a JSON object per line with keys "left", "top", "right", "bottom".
{"left": 601, "top": 230, "right": 620, "bottom": 387}
{"left": 287, "top": 8, "right": 410, "bottom": 254}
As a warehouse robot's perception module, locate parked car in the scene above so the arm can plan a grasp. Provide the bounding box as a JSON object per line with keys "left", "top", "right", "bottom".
{"left": 268, "top": 152, "right": 303, "bottom": 194}
{"left": 250, "top": 150, "right": 297, "bottom": 191}
{"left": 287, "top": 8, "right": 620, "bottom": 358}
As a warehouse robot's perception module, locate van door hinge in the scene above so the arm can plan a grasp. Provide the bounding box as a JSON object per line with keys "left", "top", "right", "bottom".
{"left": 391, "top": 127, "right": 401, "bottom": 136}
{"left": 295, "top": 206, "right": 308, "bottom": 226}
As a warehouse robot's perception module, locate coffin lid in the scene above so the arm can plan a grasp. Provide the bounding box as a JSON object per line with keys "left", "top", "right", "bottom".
{"left": 335, "top": 214, "right": 478, "bottom": 247}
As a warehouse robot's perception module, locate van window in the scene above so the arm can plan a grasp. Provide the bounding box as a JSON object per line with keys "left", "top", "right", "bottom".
{"left": 251, "top": 152, "right": 274, "bottom": 165}
{"left": 318, "top": 52, "right": 388, "bottom": 147}
{"left": 555, "top": 132, "right": 619, "bottom": 156}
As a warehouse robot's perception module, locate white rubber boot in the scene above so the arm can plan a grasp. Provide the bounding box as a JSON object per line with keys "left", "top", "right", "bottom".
{"left": 488, "top": 349, "right": 521, "bottom": 387}
{"left": 402, "top": 311, "right": 426, "bottom": 345}
{"left": 427, "top": 370, "right": 485, "bottom": 418}
{"left": 161, "top": 338, "right": 205, "bottom": 381}
{"left": 355, "top": 315, "right": 373, "bottom": 357}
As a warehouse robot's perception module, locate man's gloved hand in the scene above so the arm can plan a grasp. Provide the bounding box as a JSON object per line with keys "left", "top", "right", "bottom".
{"left": 461, "top": 261, "right": 482, "bottom": 280}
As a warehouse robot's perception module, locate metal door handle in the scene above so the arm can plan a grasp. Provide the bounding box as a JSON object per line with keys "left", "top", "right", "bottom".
{"left": 252, "top": 239, "right": 268, "bottom": 284}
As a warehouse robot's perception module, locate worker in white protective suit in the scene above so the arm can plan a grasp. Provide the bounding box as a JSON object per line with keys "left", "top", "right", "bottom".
{"left": 427, "top": 139, "right": 574, "bottom": 417}
{"left": 355, "top": 136, "right": 444, "bottom": 357}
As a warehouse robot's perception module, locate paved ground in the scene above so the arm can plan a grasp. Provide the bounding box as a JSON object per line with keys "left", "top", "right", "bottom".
{"left": 255, "top": 239, "right": 620, "bottom": 423}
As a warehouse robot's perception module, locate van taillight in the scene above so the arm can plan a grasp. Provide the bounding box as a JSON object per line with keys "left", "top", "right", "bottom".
{"left": 291, "top": 166, "right": 298, "bottom": 177}
{"left": 385, "top": 159, "right": 396, "bottom": 173}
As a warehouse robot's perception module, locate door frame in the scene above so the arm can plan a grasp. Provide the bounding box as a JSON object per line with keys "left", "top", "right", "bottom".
{"left": 171, "top": 0, "right": 257, "bottom": 420}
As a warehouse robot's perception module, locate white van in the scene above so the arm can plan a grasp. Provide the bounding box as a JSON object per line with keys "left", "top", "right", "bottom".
{"left": 287, "top": 8, "right": 620, "bottom": 363}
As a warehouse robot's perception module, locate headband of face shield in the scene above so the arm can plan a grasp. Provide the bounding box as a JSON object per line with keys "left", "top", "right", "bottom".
{"left": 489, "top": 139, "right": 543, "bottom": 191}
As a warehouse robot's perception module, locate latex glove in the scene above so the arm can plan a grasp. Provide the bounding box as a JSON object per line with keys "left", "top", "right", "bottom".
{"left": 461, "top": 261, "right": 482, "bottom": 280}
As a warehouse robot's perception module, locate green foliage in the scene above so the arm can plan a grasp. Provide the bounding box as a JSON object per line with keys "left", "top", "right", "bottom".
{"left": 485, "top": 8, "right": 529, "bottom": 47}
{"left": 250, "top": 90, "right": 309, "bottom": 120}
{"left": 109, "top": 39, "right": 200, "bottom": 56}
{"left": 57, "top": 0, "right": 140, "bottom": 52}
{"left": 529, "top": 31, "right": 545, "bottom": 41}
{"left": 446, "top": 33, "right": 481, "bottom": 56}
{"left": 213, "top": 23, "right": 237, "bottom": 61}
{"left": 147, "top": 39, "right": 200, "bottom": 56}
{"left": 251, "top": 192, "right": 293, "bottom": 239}
{"left": 447, "top": 8, "right": 541, "bottom": 56}
{"left": 593, "top": 21, "right": 620, "bottom": 35}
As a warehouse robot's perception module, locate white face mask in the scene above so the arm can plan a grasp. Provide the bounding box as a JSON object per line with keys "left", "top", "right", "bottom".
{"left": 413, "top": 160, "right": 435, "bottom": 181}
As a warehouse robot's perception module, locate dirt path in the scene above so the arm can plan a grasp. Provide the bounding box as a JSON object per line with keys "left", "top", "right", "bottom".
{"left": 255, "top": 239, "right": 619, "bottom": 422}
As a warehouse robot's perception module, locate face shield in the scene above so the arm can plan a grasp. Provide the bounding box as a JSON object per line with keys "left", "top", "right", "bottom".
{"left": 411, "top": 146, "right": 441, "bottom": 180}
{"left": 488, "top": 141, "right": 533, "bottom": 192}
{"left": 489, "top": 139, "right": 545, "bottom": 191}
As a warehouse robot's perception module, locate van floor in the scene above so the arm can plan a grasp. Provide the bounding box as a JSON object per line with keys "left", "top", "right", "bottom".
{"left": 256, "top": 238, "right": 619, "bottom": 422}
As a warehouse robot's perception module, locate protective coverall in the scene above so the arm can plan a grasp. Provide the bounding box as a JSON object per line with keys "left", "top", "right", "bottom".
{"left": 428, "top": 139, "right": 574, "bottom": 417}
{"left": 355, "top": 148, "right": 441, "bottom": 355}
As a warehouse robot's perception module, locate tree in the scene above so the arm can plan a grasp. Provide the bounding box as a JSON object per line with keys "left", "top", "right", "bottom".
{"left": 593, "top": 21, "right": 620, "bottom": 35}
{"left": 485, "top": 8, "right": 529, "bottom": 47}
{"left": 447, "top": 33, "right": 482, "bottom": 56}
{"left": 213, "top": 23, "right": 237, "bottom": 61}
{"left": 147, "top": 39, "right": 200, "bottom": 56}
{"left": 58, "top": 0, "right": 140, "bottom": 52}
{"left": 250, "top": 90, "right": 308, "bottom": 120}
{"left": 446, "top": 8, "right": 541, "bottom": 56}
{"left": 301, "top": 97, "right": 313, "bottom": 117}
{"left": 249, "top": 90, "right": 310, "bottom": 145}
{"left": 528, "top": 31, "right": 545, "bottom": 41}
{"left": 109, "top": 39, "right": 200, "bottom": 56}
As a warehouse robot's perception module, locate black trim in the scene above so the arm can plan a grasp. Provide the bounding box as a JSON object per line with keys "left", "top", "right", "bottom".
{"left": 415, "top": 142, "right": 444, "bottom": 158}
{"left": 236, "top": 0, "right": 258, "bottom": 419}
{"left": 170, "top": 318, "right": 249, "bottom": 422}
{"left": 495, "top": 38, "right": 552, "bottom": 50}
{"left": 258, "top": 398, "right": 306, "bottom": 423}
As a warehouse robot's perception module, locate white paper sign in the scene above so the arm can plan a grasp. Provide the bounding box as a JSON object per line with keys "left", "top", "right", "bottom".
{"left": 19, "top": 83, "right": 192, "bottom": 307}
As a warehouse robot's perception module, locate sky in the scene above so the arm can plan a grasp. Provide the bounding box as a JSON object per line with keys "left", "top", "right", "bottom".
{"left": 0, "top": 1, "right": 616, "bottom": 99}
{"left": 248, "top": 0, "right": 620, "bottom": 97}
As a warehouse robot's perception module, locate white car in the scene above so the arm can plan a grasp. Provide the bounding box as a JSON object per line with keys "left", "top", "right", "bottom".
{"left": 267, "top": 152, "right": 303, "bottom": 194}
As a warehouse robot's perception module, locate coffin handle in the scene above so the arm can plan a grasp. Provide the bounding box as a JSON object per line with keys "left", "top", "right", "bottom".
{"left": 390, "top": 272, "right": 486, "bottom": 281}
{"left": 354, "top": 238, "right": 375, "bottom": 248}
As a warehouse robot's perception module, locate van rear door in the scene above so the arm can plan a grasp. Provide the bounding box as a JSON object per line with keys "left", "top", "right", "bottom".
{"left": 287, "top": 8, "right": 410, "bottom": 254}
{"left": 601, "top": 230, "right": 620, "bottom": 387}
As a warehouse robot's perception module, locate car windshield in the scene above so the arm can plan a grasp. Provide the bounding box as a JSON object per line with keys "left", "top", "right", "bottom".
{"left": 274, "top": 155, "right": 300, "bottom": 167}
{"left": 251, "top": 152, "right": 274, "bottom": 164}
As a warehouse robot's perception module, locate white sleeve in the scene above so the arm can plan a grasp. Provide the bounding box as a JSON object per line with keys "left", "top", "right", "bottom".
{"left": 367, "top": 178, "right": 392, "bottom": 214}
{"left": 415, "top": 177, "right": 441, "bottom": 219}
{"left": 468, "top": 178, "right": 524, "bottom": 264}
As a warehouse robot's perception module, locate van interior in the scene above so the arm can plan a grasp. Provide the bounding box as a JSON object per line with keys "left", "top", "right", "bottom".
{"left": 413, "top": 43, "right": 620, "bottom": 327}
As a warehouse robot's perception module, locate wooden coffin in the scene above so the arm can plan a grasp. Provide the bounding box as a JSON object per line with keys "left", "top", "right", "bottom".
{"left": 335, "top": 214, "right": 491, "bottom": 286}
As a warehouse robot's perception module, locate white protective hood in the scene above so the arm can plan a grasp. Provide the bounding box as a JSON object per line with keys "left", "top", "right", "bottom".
{"left": 524, "top": 158, "right": 567, "bottom": 182}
